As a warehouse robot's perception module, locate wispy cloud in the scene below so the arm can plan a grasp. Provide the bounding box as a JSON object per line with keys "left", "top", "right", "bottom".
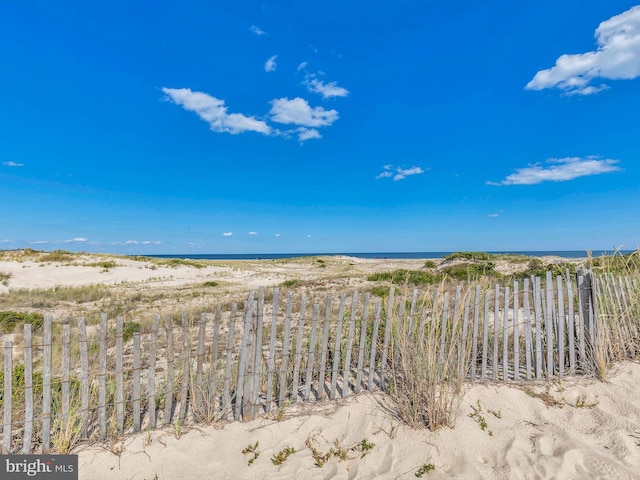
{"left": 297, "top": 128, "right": 322, "bottom": 142}
{"left": 142, "top": 240, "right": 162, "bottom": 245}
{"left": 2, "top": 161, "right": 23, "bottom": 167}
{"left": 30, "top": 240, "right": 49, "bottom": 245}
{"left": 265, "top": 55, "right": 277, "bottom": 72}
{"left": 125, "top": 240, "right": 139, "bottom": 245}
{"left": 270, "top": 97, "right": 338, "bottom": 127}
{"left": 489, "top": 156, "right": 622, "bottom": 186}
{"left": 248, "top": 231, "right": 258, "bottom": 236}
{"left": 296, "top": 61, "right": 308, "bottom": 72}
{"left": 63, "top": 237, "right": 87, "bottom": 243}
{"left": 249, "top": 25, "right": 266, "bottom": 36}
{"left": 376, "top": 165, "right": 425, "bottom": 181}
{"left": 303, "top": 75, "right": 349, "bottom": 99}
{"left": 487, "top": 210, "right": 504, "bottom": 218}
{"left": 222, "top": 232, "right": 233, "bottom": 237}
{"left": 526, "top": 6, "right": 640, "bottom": 95}
{"left": 162, "top": 88, "right": 271, "bottom": 135}
{"left": 275, "top": 233, "right": 281, "bottom": 237}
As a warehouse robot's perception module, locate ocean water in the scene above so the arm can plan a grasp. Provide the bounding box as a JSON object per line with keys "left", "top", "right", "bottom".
{"left": 147, "top": 250, "right": 633, "bottom": 261}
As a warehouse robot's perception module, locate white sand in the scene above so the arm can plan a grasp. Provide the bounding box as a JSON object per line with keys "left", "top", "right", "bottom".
{"left": 77, "top": 362, "right": 640, "bottom": 480}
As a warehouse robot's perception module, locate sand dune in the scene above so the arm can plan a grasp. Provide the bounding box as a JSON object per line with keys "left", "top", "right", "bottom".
{"left": 77, "top": 362, "right": 640, "bottom": 480}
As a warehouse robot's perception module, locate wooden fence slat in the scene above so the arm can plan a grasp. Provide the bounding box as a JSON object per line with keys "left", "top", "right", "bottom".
{"left": 61, "top": 324, "right": 70, "bottom": 431}
{"left": 460, "top": 292, "right": 471, "bottom": 378}
{"left": 3, "top": 341, "right": 12, "bottom": 454}
{"left": 23, "top": 324, "right": 33, "bottom": 453}
{"left": 235, "top": 293, "right": 254, "bottom": 421}
{"left": 252, "top": 288, "right": 265, "bottom": 410}
{"left": 76, "top": 317, "right": 90, "bottom": 439}
{"left": 222, "top": 304, "right": 238, "bottom": 418}
{"left": 513, "top": 282, "right": 520, "bottom": 381}
{"left": 534, "top": 277, "right": 543, "bottom": 379}
{"left": 342, "top": 291, "right": 358, "bottom": 397}
{"left": 291, "top": 295, "right": 308, "bottom": 403}
{"left": 557, "top": 276, "right": 565, "bottom": 376}
{"left": 545, "top": 271, "right": 554, "bottom": 376}
{"left": 178, "top": 311, "right": 191, "bottom": 424}
{"left": 502, "top": 286, "right": 510, "bottom": 381}
{"left": 440, "top": 291, "right": 451, "bottom": 370}
{"left": 148, "top": 314, "right": 160, "bottom": 429}
{"left": 355, "top": 293, "right": 370, "bottom": 394}
{"left": 98, "top": 313, "right": 108, "bottom": 439}
{"left": 208, "top": 305, "right": 222, "bottom": 407}
{"left": 577, "top": 275, "right": 587, "bottom": 367}
{"left": 523, "top": 279, "right": 533, "bottom": 380}
{"left": 41, "top": 315, "right": 52, "bottom": 452}
{"left": 330, "top": 293, "right": 346, "bottom": 400}
{"left": 493, "top": 285, "right": 499, "bottom": 381}
{"left": 243, "top": 298, "right": 258, "bottom": 421}
{"left": 566, "top": 275, "right": 576, "bottom": 373}
{"left": 367, "top": 301, "right": 382, "bottom": 391}
{"left": 278, "top": 293, "right": 293, "bottom": 408}
{"left": 115, "top": 316, "right": 124, "bottom": 434}
{"left": 163, "top": 314, "right": 175, "bottom": 426}
{"left": 380, "top": 287, "right": 395, "bottom": 388}
{"left": 470, "top": 286, "right": 480, "bottom": 381}
{"left": 195, "top": 312, "right": 207, "bottom": 416}
{"left": 133, "top": 332, "right": 141, "bottom": 433}
{"left": 265, "top": 289, "right": 279, "bottom": 412}
{"left": 317, "top": 295, "right": 332, "bottom": 401}
{"left": 481, "top": 292, "right": 490, "bottom": 379}
{"left": 407, "top": 288, "right": 418, "bottom": 333}
{"left": 304, "top": 304, "right": 320, "bottom": 401}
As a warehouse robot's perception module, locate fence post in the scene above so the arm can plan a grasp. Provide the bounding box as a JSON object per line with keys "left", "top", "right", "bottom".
{"left": 41, "top": 315, "right": 52, "bottom": 452}
{"left": 3, "top": 341, "right": 12, "bottom": 454}
{"left": 77, "top": 318, "right": 90, "bottom": 438}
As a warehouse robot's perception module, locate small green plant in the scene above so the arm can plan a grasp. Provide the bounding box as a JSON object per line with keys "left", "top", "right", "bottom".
{"left": 39, "top": 249, "right": 74, "bottom": 263}
{"left": 83, "top": 261, "right": 117, "bottom": 270}
{"left": 200, "top": 281, "right": 218, "bottom": 287}
{"left": 353, "top": 438, "right": 375, "bottom": 458}
{"left": 0, "top": 272, "right": 11, "bottom": 286}
{"left": 468, "top": 400, "right": 489, "bottom": 433}
{"left": 309, "top": 446, "right": 332, "bottom": 468}
{"left": 415, "top": 463, "right": 436, "bottom": 477}
{"left": 423, "top": 260, "right": 437, "bottom": 268}
{"left": 271, "top": 446, "right": 296, "bottom": 466}
{"left": 367, "top": 269, "right": 438, "bottom": 285}
{"left": 280, "top": 279, "right": 300, "bottom": 288}
{"left": 488, "top": 409, "right": 502, "bottom": 419}
{"left": 173, "top": 419, "right": 182, "bottom": 439}
{"left": 574, "top": 395, "right": 598, "bottom": 409}
{"left": 369, "top": 285, "right": 390, "bottom": 298}
{"left": 242, "top": 441, "right": 260, "bottom": 466}
{"left": 123, "top": 321, "right": 142, "bottom": 343}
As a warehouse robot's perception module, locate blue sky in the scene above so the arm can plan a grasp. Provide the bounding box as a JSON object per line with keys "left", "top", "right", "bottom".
{"left": 1, "top": 1, "right": 639, "bottom": 254}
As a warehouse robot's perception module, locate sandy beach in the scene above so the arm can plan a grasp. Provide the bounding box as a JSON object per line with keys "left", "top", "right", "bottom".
{"left": 1, "top": 251, "right": 639, "bottom": 479}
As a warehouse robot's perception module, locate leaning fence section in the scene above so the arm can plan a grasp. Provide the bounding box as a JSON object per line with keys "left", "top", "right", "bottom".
{"left": 1, "top": 271, "right": 639, "bottom": 453}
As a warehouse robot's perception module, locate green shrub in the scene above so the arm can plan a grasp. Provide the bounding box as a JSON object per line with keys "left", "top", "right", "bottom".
{"left": 444, "top": 252, "right": 492, "bottom": 261}
{"left": 0, "top": 311, "right": 44, "bottom": 333}
{"left": 441, "top": 263, "right": 498, "bottom": 281}
{"left": 370, "top": 285, "right": 390, "bottom": 298}
{"left": 123, "top": 321, "right": 142, "bottom": 343}
{"left": 39, "top": 250, "right": 74, "bottom": 263}
{"left": 367, "top": 269, "right": 438, "bottom": 285}
{"left": 281, "top": 279, "right": 300, "bottom": 288}
{"left": 201, "top": 281, "right": 219, "bottom": 287}
{"left": 423, "top": 260, "right": 437, "bottom": 269}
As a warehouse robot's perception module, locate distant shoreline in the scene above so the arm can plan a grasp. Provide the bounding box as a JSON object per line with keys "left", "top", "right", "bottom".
{"left": 146, "top": 250, "right": 634, "bottom": 260}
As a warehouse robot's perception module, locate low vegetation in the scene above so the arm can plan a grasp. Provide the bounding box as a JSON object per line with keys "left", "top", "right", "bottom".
{"left": 0, "top": 310, "right": 44, "bottom": 333}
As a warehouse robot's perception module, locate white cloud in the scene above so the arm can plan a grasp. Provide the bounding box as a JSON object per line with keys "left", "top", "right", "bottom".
{"left": 2, "top": 161, "right": 23, "bottom": 167}
{"left": 249, "top": 25, "right": 266, "bottom": 36}
{"left": 306, "top": 234, "right": 312, "bottom": 238}
{"left": 63, "top": 237, "right": 87, "bottom": 243}
{"left": 275, "top": 233, "right": 281, "bottom": 237}
{"left": 162, "top": 87, "right": 271, "bottom": 135}
{"left": 270, "top": 97, "right": 338, "bottom": 127}
{"left": 30, "top": 240, "right": 49, "bottom": 244}
{"left": 142, "top": 240, "right": 162, "bottom": 245}
{"left": 487, "top": 213, "right": 500, "bottom": 218}
{"left": 125, "top": 240, "right": 139, "bottom": 245}
{"left": 297, "top": 61, "right": 308, "bottom": 72}
{"left": 376, "top": 165, "right": 425, "bottom": 181}
{"left": 303, "top": 75, "right": 349, "bottom": 99}
{"left": 297, "top": 128, "right": 322, "bottom": 142}
{"left": 248, "top": 231, "right": 258, "bottom": 236}
{"left": 222, "top": 232, "right": 233, "bottom": 237}
{"left": 265, "top": 55, "right": 277, "bottom": 72}
{"left": 490, "top": 156, "right": 622, "bottom": 186}
{"left": 527, "top": 6, "right": 640, "bottom": 95}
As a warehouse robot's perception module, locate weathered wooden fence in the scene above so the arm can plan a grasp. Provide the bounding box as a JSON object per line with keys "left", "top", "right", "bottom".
{"left": 1, "top": 271, "right": 639, "bottom": 453}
